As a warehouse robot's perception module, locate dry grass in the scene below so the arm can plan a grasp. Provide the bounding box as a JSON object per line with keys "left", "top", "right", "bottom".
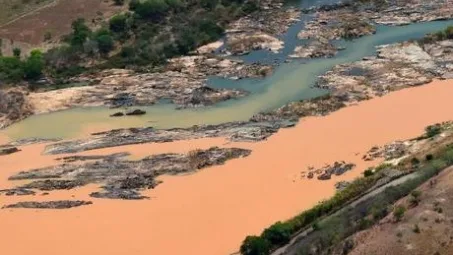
{"left": 0, "top": 0, "right": 54, "bottom": 25}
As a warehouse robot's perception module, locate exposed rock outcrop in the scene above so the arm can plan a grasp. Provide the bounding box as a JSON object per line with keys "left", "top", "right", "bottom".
{"left": 2, "top": 200, "right": 93, "bottom": 209}
{"left": 43, "top": 121, "right": 294, "bottom": 154}
{"left": 0, "top": 89, "right": 32, "bottom": 129}
{"left": 9, "top": 147, "right": 251, "bottom": 201}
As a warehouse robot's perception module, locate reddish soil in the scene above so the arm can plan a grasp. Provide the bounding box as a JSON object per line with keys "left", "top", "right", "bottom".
{"left": 0, "top": 0, "right": 126, "bottom": 45}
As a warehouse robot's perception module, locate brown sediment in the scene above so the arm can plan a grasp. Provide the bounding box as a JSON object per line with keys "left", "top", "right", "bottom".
{"left": 1, "top": 80, "right": 453, "bottom": 255}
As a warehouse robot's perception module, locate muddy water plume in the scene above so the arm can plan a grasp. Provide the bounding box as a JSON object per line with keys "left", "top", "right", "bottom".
{"left": 1, "top": 80, "right": 453, "bottom": 255}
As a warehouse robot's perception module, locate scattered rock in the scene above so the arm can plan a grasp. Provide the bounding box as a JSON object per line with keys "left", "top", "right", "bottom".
{"left": 289, "top": 40, "right": 338, "bottom": 58}
{"left": 363, "top": 141, "right": 407, "bottom": 161}
{"left": 306, "top": 161, "right": 356, "bottom": 180}
{"left": 335, "top": 181, "right": 351, "bottom": 191}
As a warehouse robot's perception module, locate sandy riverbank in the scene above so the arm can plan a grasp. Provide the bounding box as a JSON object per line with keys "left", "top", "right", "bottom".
{"left": 1, "top": 80, "right": 453, "bottom": 255}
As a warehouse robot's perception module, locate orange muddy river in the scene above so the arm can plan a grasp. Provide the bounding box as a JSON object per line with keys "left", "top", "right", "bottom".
{"left": 1, "top": 79, "right": 453, "bottom": 255}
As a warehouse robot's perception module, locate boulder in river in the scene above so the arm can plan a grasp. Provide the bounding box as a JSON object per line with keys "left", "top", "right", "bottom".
{"left": 125, "top": 109, "right": 146, "bottom": 116}
{"left": 0, "top": 147, "right": 20, "bottom": 156}
{"left": 110, "top": 112, "right": 124, "bottom": 117}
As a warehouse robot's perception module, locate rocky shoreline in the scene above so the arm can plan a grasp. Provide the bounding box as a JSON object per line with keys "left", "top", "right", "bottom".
{"left": 41, "top": 37, "right": 453, "bottom": 155}
{"left": 2, "top": 147, "right": 251, "bottom": 202}
{"left": 291, "top": 0, "right": 453, "bottom": 59}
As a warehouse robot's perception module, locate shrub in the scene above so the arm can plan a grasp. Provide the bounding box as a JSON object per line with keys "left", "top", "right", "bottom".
{"left": 109, "top": 14, "right": 128, "bottom": 33}
{"left": 96, "top": 34, "right": 115, "bottom": 55}
{"left": 240, "top": 236, "right": 271, "bottom": 255}
{"left": 70, "top": 18, "right": 91, "bottom": 47}
{"left": 0, "top": 56, "right": 24, "bottom": 82}
{"left": 425, "top": 124, "right": 442, "bottom": 138}
{"left": 426, "top": 154, "right": 434, "bottom": 161}
{"left": 113, "top": 0, "right": 124, "bottom": 5}
{"left": 413, "top": 224, "right": 420, "bottom": 233}
{"left": 393, "top": 205, "right": 406, "bottom": 221}
{"left": 133, "top": 0, "right": 170, "bottom": 20}
{"left": 409, "top": 190, "right": 421, "bottom": 206}
{"left": 24, "top": 49, "right": 44, "bottom": 80}
{"left": 411, "top": 157, "right": 420, "bottom": 166}
{"left": 13, "top": 47, "right": 21, "bottom": 58}
{"left": 363, "top": 168, "right": 374, "bottom": 177}
{"left": 262, "top": 222, "right": 291, "bottom": 246}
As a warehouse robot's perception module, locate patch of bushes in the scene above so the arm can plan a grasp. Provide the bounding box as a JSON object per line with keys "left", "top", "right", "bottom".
{"left": 0, "top": 49, "right": 44, "bottom": 85}
{"left": 240, "top": 236, "right": 271, "bottom": 255}
{"left": 393, "top": 205, "right": 406, "bottom": 221}
{"left": 420, "top": 26, "right": 453, "bottom": 44}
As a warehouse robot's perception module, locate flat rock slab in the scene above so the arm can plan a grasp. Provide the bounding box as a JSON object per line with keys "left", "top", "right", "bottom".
{"left": 2, "top": 200, "right": 93, "bottom": 209}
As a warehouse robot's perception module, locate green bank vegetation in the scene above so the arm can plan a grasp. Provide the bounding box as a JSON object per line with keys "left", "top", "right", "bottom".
{"left": 0, "top": 0, "right": 259, "bottom": 86}
{"left": 240, "top": 129, "right": 453, "bottom": 255}
{"left": 420, "top": 25, "right": 453, "bottom": 44}
{"left": 1, "top": 0, "right": 260, "bottom": 86}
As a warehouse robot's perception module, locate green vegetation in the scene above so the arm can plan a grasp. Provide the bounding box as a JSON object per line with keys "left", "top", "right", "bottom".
{"left": 262, "top": 222, "right": 292, "bottom": 246}
{"left": 0, "top": 49, "right": 44, "bottom": 85}
{"left": 425, "top": 124, "right": 442, "bottom": 138}
{"left": 291, "top": 147, "right": 453, "bottom": 255}
{"left": 420, "top": 26, "right": 453, "bottom": 44}
{"left": 13, "top": 47, "right": 21, "bottom": 58}
{"left": 240, "top": 164, "right": 390, "bottom": 254}
{"left": 241, "top": 137, "right": 453, "bottom": 255}
{"left": 240, "top": 236, "right": 271, "bottom": 255}
{"left": 2, "top": 0, "right": 261, "bottom": 85}
{"left": 393, "top": 205, "right": 406, "bottom": 221}
{"left": 409, "top": 190, "right": 422, "bottom": 206}
{"left": 363, "top": 168, "right": 374, "bottom": 177}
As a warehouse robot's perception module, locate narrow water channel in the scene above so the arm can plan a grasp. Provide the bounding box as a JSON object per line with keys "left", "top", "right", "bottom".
{"left": 3, "top": 18, "right": 453, "bottom": 139}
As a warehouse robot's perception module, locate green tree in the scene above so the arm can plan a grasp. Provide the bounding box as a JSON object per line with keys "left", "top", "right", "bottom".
{"left": 133, "top": 0, "right": 170, "bottom": 20}
{"left": 109, "top": 14, "right": 128, "bottom": 33}
{"left": 425, "top": 124, "right": 442, "bottom": 138}
{"left": 363, "top": 168, "right": 374, "bottom": 177}
{"left": 13, "top": 47, "right": 21, "bottom": 58}
{"left": 96, "top": 34, "right": 115, "bottom": 55}
{"left": 240, "top": 236, "right": 271, "bottom": 255}
{"left": 24, "top": 49, "right": 44, "bottom": 80}
{"left": 262, "top": 221, "right": 291, "bottom": 246}
{"left": 70, "top": 18, "right": 91, "bottom": 46}
{"left": 0, "top": 56, "right": 24, "bottom": 82}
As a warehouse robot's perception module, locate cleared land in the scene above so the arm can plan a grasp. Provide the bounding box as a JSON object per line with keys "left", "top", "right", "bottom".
{"left": 0, "top": 0, "right": 54, "bottom": 25}
{"left": 0, "top": 0, "right": 126, "bottom": 45}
